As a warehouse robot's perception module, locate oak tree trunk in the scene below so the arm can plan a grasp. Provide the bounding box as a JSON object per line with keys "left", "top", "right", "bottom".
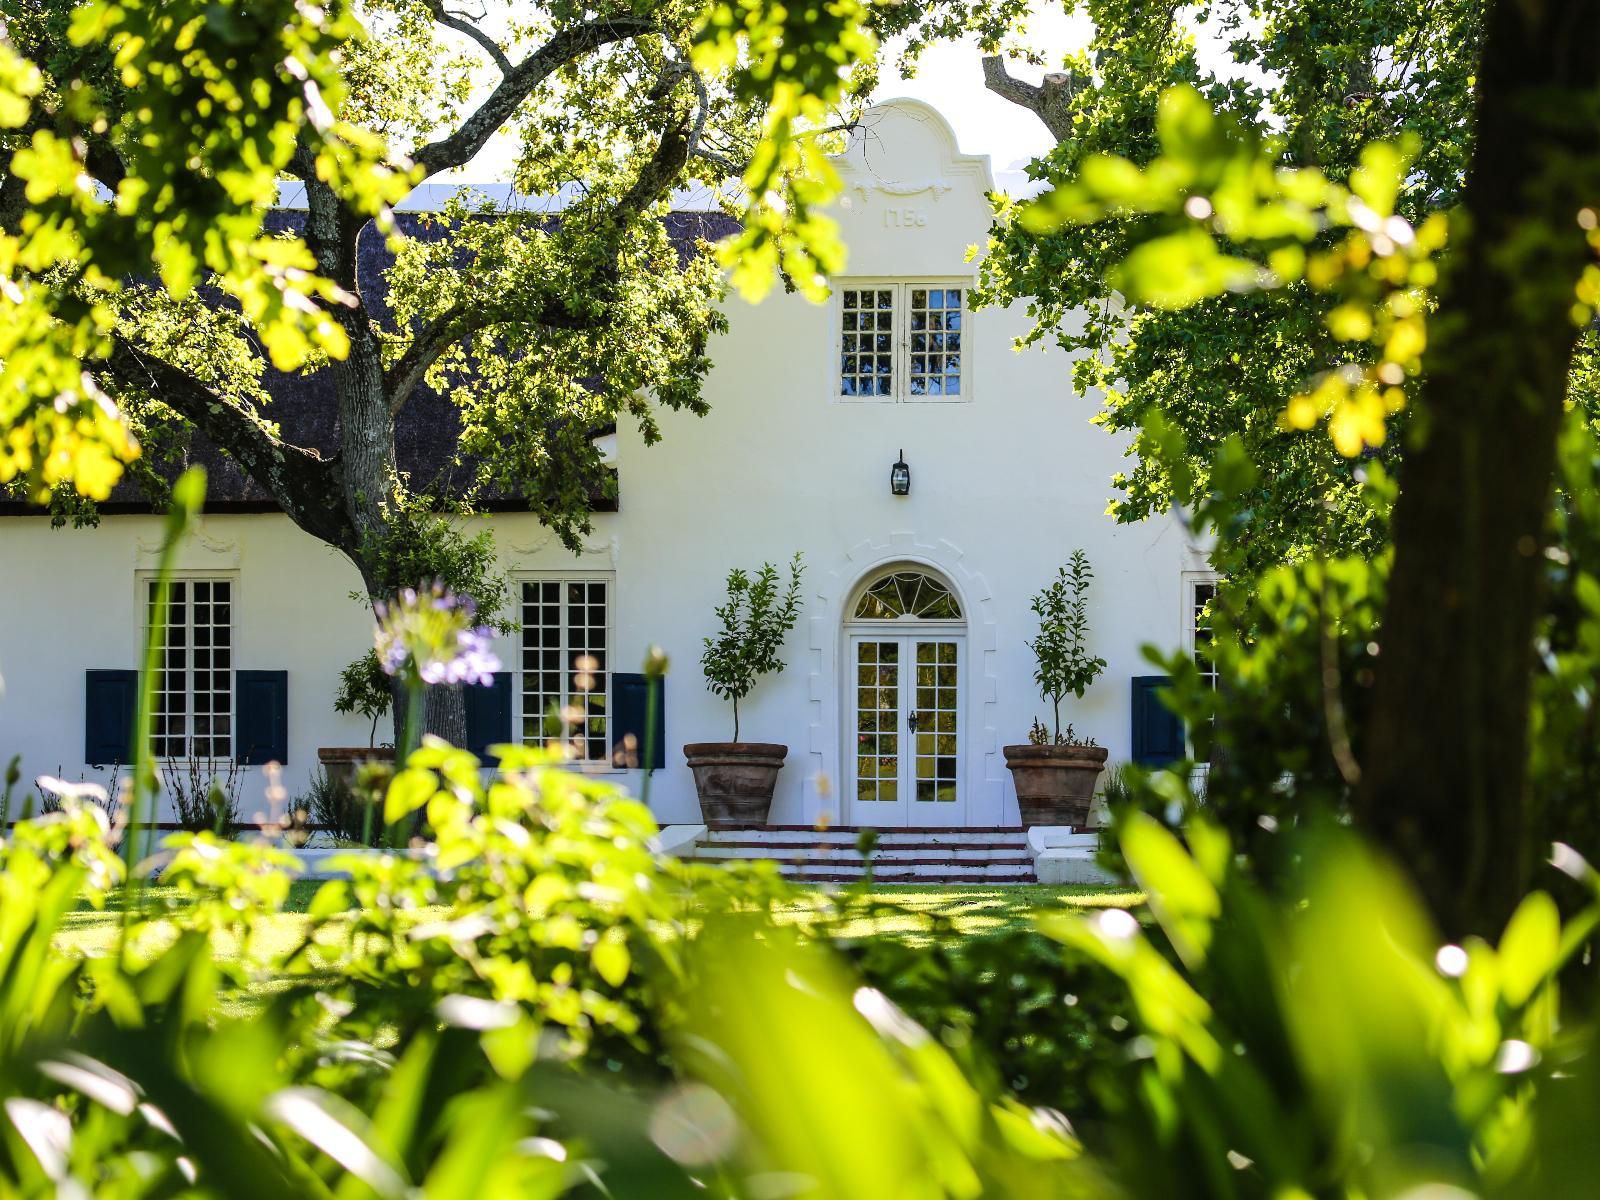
{"left": 1355, "top": 0, "right": 1600, "bottom": 937}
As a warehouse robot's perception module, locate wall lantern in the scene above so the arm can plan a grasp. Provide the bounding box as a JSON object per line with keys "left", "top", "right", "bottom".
{"left": 890, "top": 449, "right": 911, "bottom": 496}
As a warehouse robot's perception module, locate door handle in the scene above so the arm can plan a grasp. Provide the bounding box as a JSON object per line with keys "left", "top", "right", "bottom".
{"left": 906, "top": 711, "right": 920, "bottom": 731}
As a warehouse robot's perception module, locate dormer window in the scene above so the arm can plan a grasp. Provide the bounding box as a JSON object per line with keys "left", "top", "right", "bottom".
{"left": 838, "top": 281, "right": 967, "bottom": 402}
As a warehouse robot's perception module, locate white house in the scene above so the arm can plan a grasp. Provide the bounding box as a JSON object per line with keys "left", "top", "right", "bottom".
{"left": 0, "top": 100, "right": 1212, "bottom": 840}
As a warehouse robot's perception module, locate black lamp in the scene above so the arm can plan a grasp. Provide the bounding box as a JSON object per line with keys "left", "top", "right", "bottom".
{"left": 890, "top": 449, "right": 910, "bottom": 496}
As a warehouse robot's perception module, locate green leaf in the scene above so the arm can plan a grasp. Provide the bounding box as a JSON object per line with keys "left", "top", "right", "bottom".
{"left": 1349, "top": 139, "right": 1410, "bottom": 219}
{"left": 384, "top": 767, "right": 437, "bottom": 824}
{"left": 169, "top": 466, "right": 207, "bottom": 515}
{"left": 1156, "top": 84, "right": 1225, "bottom": 163}
{"left": 1110, "top": 227, "right": 1259, "bottom": 310}
{"left": 264, "top": 1087, "right": 409, "bottom": 1199}
{"left": 307, "top": 880, "right": 351, "bottom": 921}
{"left": 592, "top": 934, "right": 631, "bottom": 987}
{"left": 1120, "top": 812, "right": 1219, "bottom": 967}
{"left": 1499, "top": 890, "right": 1560, "bottom": 1008}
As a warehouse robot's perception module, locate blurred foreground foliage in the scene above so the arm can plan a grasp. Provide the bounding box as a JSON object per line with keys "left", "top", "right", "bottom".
{"left": 7, "top": 747, "right": 1600, "bottom": 1197}
{"left": 0, "top": 0, "right": 407, "bottom": 503}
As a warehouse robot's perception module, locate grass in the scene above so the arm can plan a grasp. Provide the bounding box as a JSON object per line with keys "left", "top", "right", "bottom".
{"left": 57, "top": 880, "right": 1143, "bottom": 965}
{"left": 775, "top": 884, "right": 1146, "bottom": 939}
{"left": 54, "top": 880, "right": 1146, "bottom": 1017}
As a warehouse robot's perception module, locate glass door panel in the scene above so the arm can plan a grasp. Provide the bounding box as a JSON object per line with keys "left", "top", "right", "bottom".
{"left": 853, "top": 639, "right": 902, "bottom": 815}
{"left": 849, "top": 634, "right": 963, "bottom": 826}
{"left": 911, "top": 640, "right": 960, "bottom": 807}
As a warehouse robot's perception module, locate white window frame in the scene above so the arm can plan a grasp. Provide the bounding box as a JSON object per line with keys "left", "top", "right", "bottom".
{"left": 835, "top": 278, "right": 972, "bottom": 404}
{"left": 1185, "top": 574, "right": 1220, "bottom": 695}
{"left": 135, "top": 571, "right": 239, "bottom": 762}
{"left": 1181, "top": 572, "right": 1220, "bottom": 775}
{"left": 515, "top": 572, "right": 616, "bottom": 768}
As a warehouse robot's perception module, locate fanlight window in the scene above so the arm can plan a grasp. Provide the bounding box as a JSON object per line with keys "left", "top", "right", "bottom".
{"left": 853, "top": 570, "right": 962, "bottom": 620}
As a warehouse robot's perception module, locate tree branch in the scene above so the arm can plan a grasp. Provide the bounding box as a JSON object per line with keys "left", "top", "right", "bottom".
{"left": 386, "top": 59, "right": 705, "bottom": 415}
{"left": 981, "top": 56, "right": 1081, "bottom": 143}
{"left": 384, "top": 308, "right": 488, "bottom": 414}
{"left": 410, "top": 15, "right": 656, "bottom": 179}
{"left": 101, "top": 337, "right": 357, "bottom": 550}
{"left": 428, "top": 1, "right": 513, "bottom": 76}
{"left": 615, "top": 115, "right": 692, "bottom": 218}
{"left": 385, "top": 288, "right": 614, "bottom": 415}
{"left": 683, "top": 68, "right": 747, "bottom": 178}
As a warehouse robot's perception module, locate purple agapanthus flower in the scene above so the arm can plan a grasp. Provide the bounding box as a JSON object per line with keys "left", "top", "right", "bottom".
{"left": 375, "top": 581, "right": 501, "bottom": 687}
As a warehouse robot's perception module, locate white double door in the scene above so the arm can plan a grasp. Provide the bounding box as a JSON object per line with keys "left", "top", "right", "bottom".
{"left": 848, "top": 631, "right": 964, "bottom": 827}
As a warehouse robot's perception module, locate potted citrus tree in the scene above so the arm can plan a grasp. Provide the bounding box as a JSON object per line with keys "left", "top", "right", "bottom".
{"left": 1005, "top": 550, "right": 1109, "bottom": 827}
{"left": 686, "top": 554, "right": 804, "bottom": 825}
{"left": 319, "top": 649, "right": 395, "bottom": 787}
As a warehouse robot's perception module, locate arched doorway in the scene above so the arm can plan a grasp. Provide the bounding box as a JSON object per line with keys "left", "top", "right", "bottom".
{"left": 844, "top": 566, "right": 967, "bottom": 827}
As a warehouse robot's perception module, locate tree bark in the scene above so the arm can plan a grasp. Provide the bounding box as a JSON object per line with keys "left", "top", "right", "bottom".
{"left": 980, "top": 57, "right": 1082, "bottom": 143}
{"left": 426, "top": 686, "right": 469, "bottom": 748}
{"left": 1354, "top": 0, "right": 1600, "bottom": 937}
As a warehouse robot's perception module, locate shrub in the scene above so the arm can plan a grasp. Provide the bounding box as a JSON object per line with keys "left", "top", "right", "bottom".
{"left": 13, "top": 751, "right": 1600, "bottom": 1196}
{"left": 160, "top": 754, "right": 243, "bottom": 837}
{"left": 299, "top": 765, "right": 382, "bottom": 846}
{"left": 838, "top": 918, "right": 1134, "bottom": 1118}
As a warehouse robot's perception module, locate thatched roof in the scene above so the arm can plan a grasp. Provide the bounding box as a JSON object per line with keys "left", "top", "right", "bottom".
{"left": 2, "top": 209, "right": 738, "bottom": 516}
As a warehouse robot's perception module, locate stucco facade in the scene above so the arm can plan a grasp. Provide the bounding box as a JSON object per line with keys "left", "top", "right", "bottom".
{"left": 0, "top": 100, "right": 1210, "bottom": 827}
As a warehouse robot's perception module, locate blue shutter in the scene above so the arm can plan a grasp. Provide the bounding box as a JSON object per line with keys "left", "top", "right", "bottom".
{"left": 465, "top": 672, "right": 513, "bottom": 761}
{"left": 611, "top": 672, "right": 665, "bottom": 770}
{"left": 236, "top": 670, "right": 288, "bottom": 765}
{"left": 85, "top": 670, "right": 138, "bottom": 764}
{"left": 1131, "top": 675, "right": 1185, "bottom": 766}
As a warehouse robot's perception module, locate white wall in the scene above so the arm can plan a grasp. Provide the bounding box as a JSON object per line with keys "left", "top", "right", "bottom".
{"left": 0, "top": 99, "right": 1208, "bottom": 827}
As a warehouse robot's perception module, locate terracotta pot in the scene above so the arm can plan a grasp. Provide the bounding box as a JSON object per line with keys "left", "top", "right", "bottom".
{"left": 317, "top": 746, "right": 395, "bottom": 790}
{"left": 683, "top": 743, "right": 786, "bottom": 826}
{"left": 1003, "top": 743, "right": 1109, "bottom": 828}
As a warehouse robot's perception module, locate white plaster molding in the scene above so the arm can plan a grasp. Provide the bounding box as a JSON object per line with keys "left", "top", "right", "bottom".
{"left": 653, "top": 823, "right": 707, "bottom": 859}
{"left": 505, "top": 529, "right": 618, "bottom": 566}
{"left": 832, "top": 97, "right": 996, "bottom": 197}
{"left": 805, "top": 533, "right": 1004, "bottom": 827}
{"left": 1025, "top": 826, "right": 1115, "bottom": 885}
{"left": 134, "top": 521, "right": 241, "bottom": 569}
{"left": 849, "top": 178, "right": 954, "bottom": 202}
{"left": 1033, "top": 849, "right": 1117, "bottom": 886}
{"left": 1027, "top": 826, "right": 1099, "bottom": 854}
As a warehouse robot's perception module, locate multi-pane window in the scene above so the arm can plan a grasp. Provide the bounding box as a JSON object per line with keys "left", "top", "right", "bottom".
{"left": 907, "top": 287, "right": 962, "bottom": 397}
{"left": 839, "top": 287, "right": 896, "bottom": 398}
{"left": 1192, "top": 581, "right": 1218, "bottom": 692}
{"left": 521, "top": 578, "right": 610, "bottom": 763}
{"left": 147, "top": 578, "right": 233, "bottom": 759}
{"left": 838, "top": 281, "right": 967, "bottom": 402}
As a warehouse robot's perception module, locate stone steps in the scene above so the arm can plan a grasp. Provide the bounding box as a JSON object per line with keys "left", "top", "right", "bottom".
{"left": 687, "top": 826, "right": 1038, "bottom": 884}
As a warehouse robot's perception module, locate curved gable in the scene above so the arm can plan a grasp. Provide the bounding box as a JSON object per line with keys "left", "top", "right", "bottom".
{"left": 831, "top": 99, "right": 995, "bottom": 276}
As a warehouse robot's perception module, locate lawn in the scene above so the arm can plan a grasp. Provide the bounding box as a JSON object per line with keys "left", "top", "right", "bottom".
{"left": 57, "top": 880, "right": 1145, "bottom": 963}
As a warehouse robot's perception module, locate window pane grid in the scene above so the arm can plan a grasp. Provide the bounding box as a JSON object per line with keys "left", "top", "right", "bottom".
{"left": 1194, "top": 583, "right": 1218, "bottom": 691}
{"left": 854, "top": 641, "right": 898, "bottom": 802}
{"left": 521, "top": 579, "right": 610, "bottom": 763}
{"left": 908, "top": 287, "right": 962, "bottom": 398}
{"left": 839, "top": 288, "right": 895, "bottom": 398}
{"left": 146, "top": 579, "right": 232, "bottom": 760}
{"left": 913, "top": 640, "right": 959, "bottom": 802}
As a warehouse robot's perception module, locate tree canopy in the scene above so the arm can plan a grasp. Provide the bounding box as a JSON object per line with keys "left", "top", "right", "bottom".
{"left": 970, "top": 0, "right": 1600, "bottom": 933}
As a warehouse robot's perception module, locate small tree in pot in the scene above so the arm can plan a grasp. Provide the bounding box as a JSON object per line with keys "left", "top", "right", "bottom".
{"left": 1005, "top": 550, "right": 1109, "bottom": 828}
{"left": 687, "top": 554, "right": 805, "bottom": 825}
{"left": 320, "top": 649, "right": 396, "bottom": 787}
